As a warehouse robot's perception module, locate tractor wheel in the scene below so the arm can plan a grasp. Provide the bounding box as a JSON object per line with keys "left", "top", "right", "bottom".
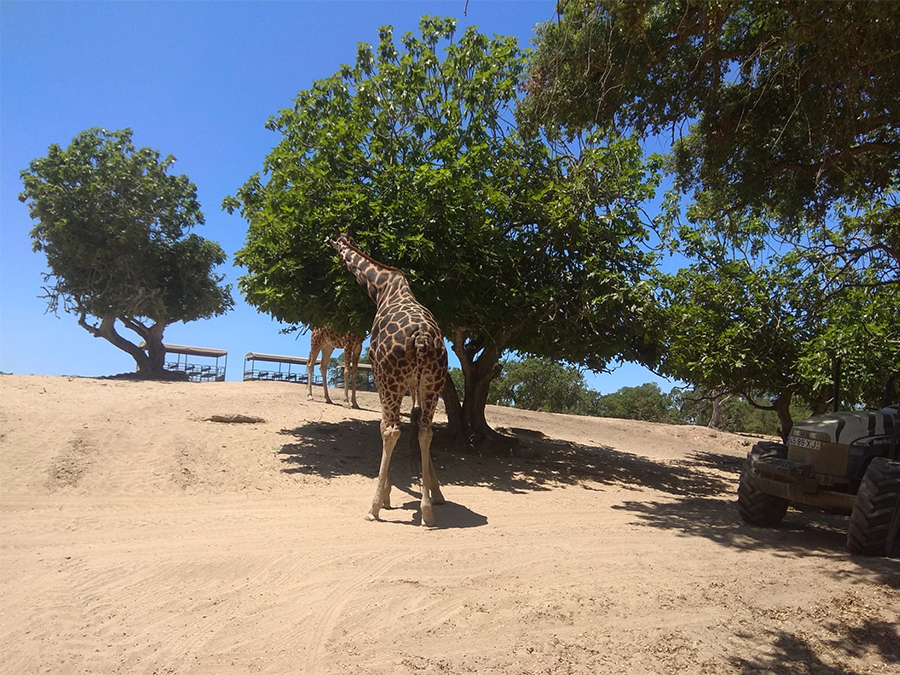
{"left": 737, "top": 443, "right": 790, "bottom": 526}
{"left": 847, "top": 457, "right": 900, "bottom": 556}
{"left": 886, "top": 497, "right": 900, "bottom": 558}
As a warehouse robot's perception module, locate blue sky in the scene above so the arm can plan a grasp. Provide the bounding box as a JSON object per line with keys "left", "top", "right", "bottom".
{"left": 1, "top": 0, "right": 677, "bottom": 394}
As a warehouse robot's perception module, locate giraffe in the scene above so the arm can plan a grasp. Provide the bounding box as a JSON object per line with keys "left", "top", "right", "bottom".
{"left": 332, "top": 232, "right": 448, "bottom": 526}
{"left": 306, "top": 327, "right": 364, "bottom": 409}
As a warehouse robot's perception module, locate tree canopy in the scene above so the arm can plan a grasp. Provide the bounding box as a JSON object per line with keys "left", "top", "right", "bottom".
{"left": 523, "top": 0, "right": 900, "bottom": 272}
{"left": 655, "top": 229, "right": 900, "bottom": 437}
{"left": 523, "top": 0, "right": 900, "bottom": 428}
{"left": 20, "top": 128, "right": 234, "bottom": 374}
{"left": 490, "top": 356, "right": 593, "bottom": 414}
{"left": 225, "top": 17, "right": 662, "bottom": 440}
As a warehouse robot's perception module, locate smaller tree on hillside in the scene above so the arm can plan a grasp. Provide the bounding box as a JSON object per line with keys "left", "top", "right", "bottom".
{"left": 20, "top": 128, "right": 234, "bottom": 375}
{"left": 593, "top": 382, "right": 674, "bottom": 423}
{"left": 669, "top": 387, "right": 811, "bottom": 436}
{"left": 489, "top": 357, "right": 594, "bottom": 414}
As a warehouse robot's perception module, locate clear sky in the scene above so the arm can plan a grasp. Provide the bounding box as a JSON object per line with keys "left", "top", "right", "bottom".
{"left": 0, "top": 0, "right": 677, "bottom": 394}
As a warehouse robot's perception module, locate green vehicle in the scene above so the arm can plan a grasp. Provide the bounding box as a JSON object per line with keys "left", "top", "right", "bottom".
{"left": 737, "top": 399, "right": 899, "bottom": 557}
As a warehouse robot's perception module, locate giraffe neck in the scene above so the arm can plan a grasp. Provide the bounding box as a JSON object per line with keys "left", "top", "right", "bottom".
{"left": 334, "top": 238, "right": 413, "bottom": 307}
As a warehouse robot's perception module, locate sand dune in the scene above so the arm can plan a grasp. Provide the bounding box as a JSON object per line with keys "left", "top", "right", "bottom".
{"left": 1, "top": 374, "right": 897, "bottom": 674}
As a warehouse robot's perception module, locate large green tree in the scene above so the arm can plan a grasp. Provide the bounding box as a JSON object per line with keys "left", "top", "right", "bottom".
{"left": 20, "top": 128, "right": 234, "bottom": 375}
{"left": 523, "top": 0, "right": 900, "bottom": 274}
{"left": 226, "top": 17, "right": 661, "bottom": 442}
{"left": 656, "top": 230, "right": 900, "bottom": 438}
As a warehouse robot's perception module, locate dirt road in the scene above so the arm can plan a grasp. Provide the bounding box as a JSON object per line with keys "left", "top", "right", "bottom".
{"left": 1, "top": 375, "right": 897, "bottom": 674}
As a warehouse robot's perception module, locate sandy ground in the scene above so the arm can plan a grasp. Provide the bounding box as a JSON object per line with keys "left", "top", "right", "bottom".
{"left": 0, "top": 374, "right": 897, "bottom": 674}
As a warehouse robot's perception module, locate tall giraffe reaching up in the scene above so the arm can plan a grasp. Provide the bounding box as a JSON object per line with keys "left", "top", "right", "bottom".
{"left": 332, "top": 232, "right": 448, "bottom": 526}
{"left": 306, "top": 327, "right": 363, "bottom": 409}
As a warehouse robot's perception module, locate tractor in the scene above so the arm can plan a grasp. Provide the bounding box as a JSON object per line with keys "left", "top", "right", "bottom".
{"left": 737, "top": 378, "right": 899, "bottom": 556}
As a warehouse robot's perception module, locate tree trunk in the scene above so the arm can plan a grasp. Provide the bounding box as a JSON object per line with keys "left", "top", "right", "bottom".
{"left": 141, "top": 322, "right": 167, "bottom": 372}
{"left": 772, "top": 392, "right": 794, "bottom": 442}
{"left": 443, "top": 374, "right": 464, "bottom": 436}
{"left": 744, "top": 389, "right": 795, "bottom": 443}
{"left": 707, "top": 390, "right": 733, "bottom": 429}
{"left": 450, "top": 331, "right": 512, "bottom": 448}
{"left": 78, "top": 311, "right": 167, "bottom": 374}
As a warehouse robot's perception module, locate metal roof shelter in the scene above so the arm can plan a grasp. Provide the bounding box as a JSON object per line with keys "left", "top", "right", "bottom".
{"left": 243, "top": 352, "right": 318, "bottom": 383}
{"left": 165, "top": 344, "right": 228, "bottom": 358}
{"left": 243, "top": 352, "right": 373, "bottom": 389}
{"left": 145, "top": 342, "right": 228, "bottom": 382}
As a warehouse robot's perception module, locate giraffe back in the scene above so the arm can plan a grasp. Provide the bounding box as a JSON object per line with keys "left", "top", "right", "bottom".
{"left": 370, "top": 295, "right": 447, "bottom": 403}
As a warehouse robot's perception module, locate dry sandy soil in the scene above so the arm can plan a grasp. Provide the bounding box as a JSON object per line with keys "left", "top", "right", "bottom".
{"left": 1, "top": 374, "right": 897, "bottom": 674}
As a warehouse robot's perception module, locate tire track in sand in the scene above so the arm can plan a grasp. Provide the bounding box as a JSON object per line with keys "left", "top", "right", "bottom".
{"left": 306, "top": 552, "right": 407, "bottom": 675}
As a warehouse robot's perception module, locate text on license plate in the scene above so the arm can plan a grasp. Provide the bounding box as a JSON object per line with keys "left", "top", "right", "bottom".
{"left": 790, "top": 436, "right": 821, "bottom": 451}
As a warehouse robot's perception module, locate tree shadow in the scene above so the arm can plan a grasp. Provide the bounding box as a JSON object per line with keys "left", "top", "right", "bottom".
{"left": 613, "top": 497, "right": 900, "bottom": 587}
{"left": 277, "top": 420, "right": 735, "bottom": 498}
{"left": 730, "top": 618, "right": 899, "bottom": 674}
{"left": 278, "top": 418, "right": 900, "bottom": 583}
{"left": 278, "top": 419, "right": 380, "bottom": 480}
{"left": 672, "top": 450, "right": 744, "bottom": 475}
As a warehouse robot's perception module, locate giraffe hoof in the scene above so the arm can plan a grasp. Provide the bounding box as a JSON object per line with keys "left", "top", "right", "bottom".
{"left": 365, "top": 512, "right": 379, "bottom": 522}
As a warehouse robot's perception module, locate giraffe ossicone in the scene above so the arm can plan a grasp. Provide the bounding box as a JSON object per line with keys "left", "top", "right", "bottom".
{"left": 331, "top": 232, "right": 448, "bottom": 527}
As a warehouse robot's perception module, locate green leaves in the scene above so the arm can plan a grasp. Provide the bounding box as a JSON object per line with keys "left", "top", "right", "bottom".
{"left": 21, "top": 127, "right": 234, "bottom": 332}
{"left": 227, "top": 16, "right": 661, "bottom": 371}
{"left": 524, "top": 0, "right": 900, "bottom": 276}
{"left": 656, "top": 231, "right": 899, "bottom": 413}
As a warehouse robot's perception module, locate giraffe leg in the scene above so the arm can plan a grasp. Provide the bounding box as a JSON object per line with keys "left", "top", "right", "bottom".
{"left": 349, "top": 344, "right": 361, "bottom": 410}
{"left": 319, "top": 345, "right": 335, "bottom": 405}
{"left": 306, "top": 346, "right": 318, "bottom": 401}
{"left": 341, "top": 355, "right": 351, "bottom": 407}
{"left": 368, "top": 419, "right": 401, "bottom": 521}
{"left": 367, "top": 390, "right": 403, "bottom": 520}
{"left": 418, "top": 424, "right": 436, "bottom": 527}
{"left": 418, "top": 394, "right": 443, "bottom": 525}
{"left": 428, "top": 458, "right": 445, "bottom": 505}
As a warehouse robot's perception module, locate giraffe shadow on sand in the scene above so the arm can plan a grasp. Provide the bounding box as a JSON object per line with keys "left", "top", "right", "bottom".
{"left": 278, "top": 419, "right": 488, "bottom": 529}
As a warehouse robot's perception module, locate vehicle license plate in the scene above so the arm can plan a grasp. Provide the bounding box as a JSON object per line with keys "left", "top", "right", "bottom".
{"left": 789, "top": 435, "right": 821, "bottom": 451}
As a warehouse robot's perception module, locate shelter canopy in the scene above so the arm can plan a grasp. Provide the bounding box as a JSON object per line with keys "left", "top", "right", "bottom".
{"left": 163, "top": 343, "right": 227, "bottom": 358}
{"left": 244, "top": 352, "right": 311, "bottom": 366}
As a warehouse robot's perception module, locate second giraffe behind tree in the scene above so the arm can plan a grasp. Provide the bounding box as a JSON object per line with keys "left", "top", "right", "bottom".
{"left": 306, "top": 327, "right": 363, "bottom": 409}
{"left": 331, "top": 232, "right": 448, "bottom": 527}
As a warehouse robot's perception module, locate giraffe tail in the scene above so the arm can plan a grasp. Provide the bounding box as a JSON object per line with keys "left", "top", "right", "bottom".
{"left": 409, "top": 405, "right": 422, "bottom": 477}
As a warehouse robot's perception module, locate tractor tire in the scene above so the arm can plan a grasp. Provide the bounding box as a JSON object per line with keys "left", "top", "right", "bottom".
{"left": 847, "top": 457, "right": 900, "bottom": 556}
{"left": 886, "top": 498, "right": 900, "bottom": 558}
{"left": 737, "top": 442, "right": 790, "bottom": 526}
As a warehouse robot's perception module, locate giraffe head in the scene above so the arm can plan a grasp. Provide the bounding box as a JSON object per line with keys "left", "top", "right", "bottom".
{"left": 331, "top": 229, "right": 356, "bottom": 250}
